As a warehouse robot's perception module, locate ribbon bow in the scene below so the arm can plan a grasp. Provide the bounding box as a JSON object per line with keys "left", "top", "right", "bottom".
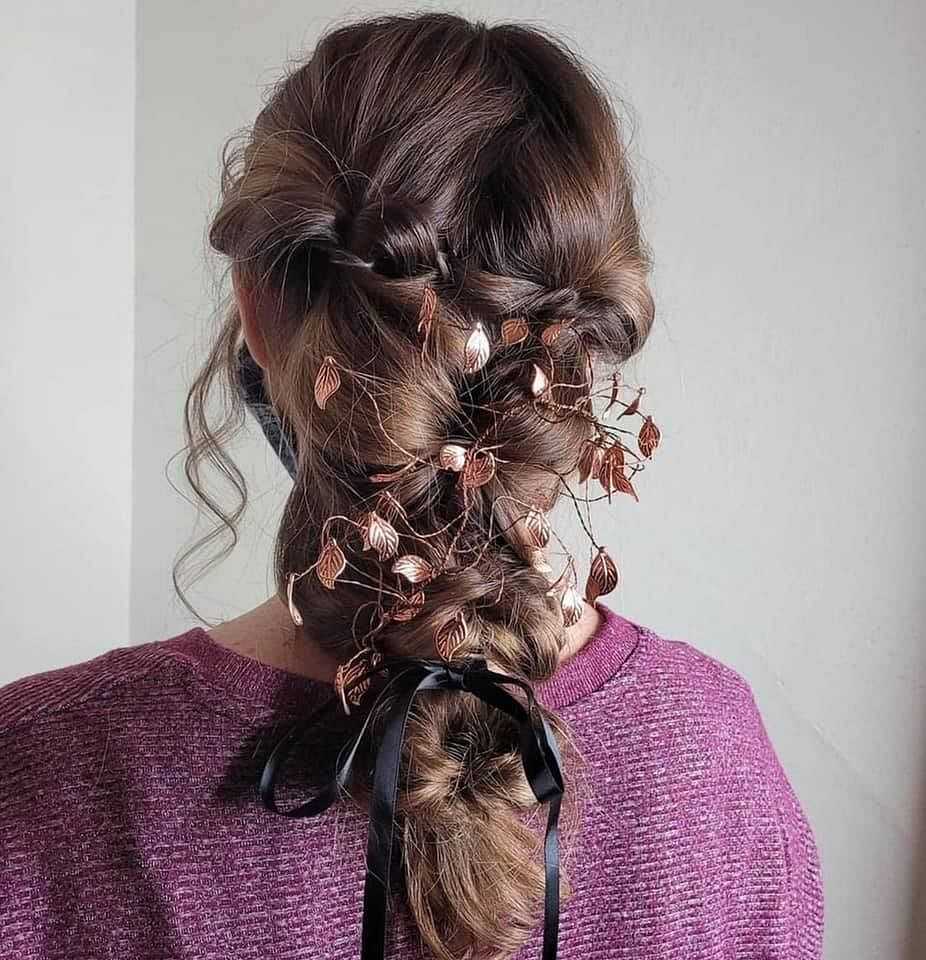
{"left": 259, "top": 656, "right": 565, "bottom": 960}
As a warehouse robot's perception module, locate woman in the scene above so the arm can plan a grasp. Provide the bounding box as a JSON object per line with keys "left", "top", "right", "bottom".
{"left": 0, "top": 13, "right": 823, "bottom": 960}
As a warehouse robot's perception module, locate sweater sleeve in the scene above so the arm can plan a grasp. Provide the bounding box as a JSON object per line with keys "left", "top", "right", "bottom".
{"left": 734, "top": 677, "right": 826, "bottom": 959}
{"left": 766, "top": 720, "right": 825, "bottom": 958}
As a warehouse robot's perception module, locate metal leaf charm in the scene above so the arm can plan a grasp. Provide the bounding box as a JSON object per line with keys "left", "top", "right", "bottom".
{"left": 435, "top": 610, "right": 468, "bottom": 661}
{"left": 369, "top": 464, "right": 412, "bottom": 484}
{"left": 316, "top": 537, "right": 347, "bottom": 590}
{"left": 560, "top": 584, "right": 584, "bottom": 627}
{"left": 605, "top": 370, "right": 622, "bottom": 412}
{"left": 638, "top": 416, "right": 661, "bottom": 459}
{"left": 314, "top": 356, "right": 341, "bottom": 410}
{"left": 541, "top": 321, "right": 568, "bottom": 346}
{"left": 463, "top": 321, "right": 491, "bottom": 373}
{"left": 462, "top": 449, "right": 496, "bottom": 489}
{"left": 612, "top": 472, "right": 639, "bottom": 501}
{"left": 598, "top": 450, "right": 638, "bottom": 501}
{"left": 439, "top": 443, "right": 467, "bottom": 472}
{"left": 391, "top": 589, "right": 425, "bottom": 622}
{"left": 530, "top": 363, "right": 550, "bottom": 399}
{"left": 362, "top": 511, "right": 399, "bottom": 561}
{"left": 577, "top": 440, "right": 604, "bottom": 483}
{"left": 418, "top": 286, "right": 437, "bottom": 333}
{"left": 286, "top": 573, "right": 303, "bottom": 626}
{"left": 619, "top": 387, "right": 644, "bottom": 419}
{"left": 599, "top": 444, "right": 632, "bottom": 499}
{"left": 335, "top": 648, "right": 382, "bottom": 713}
{"left": 525, "top": 508, "right": 551, "bottom": 548}
{"left": 585, "top": 547, "right": 619, "bottom": 603}
{"left": 501, "top": 316, "right": 530, "bottom": 346}
{"left": 392, "top": 554, "right": 433, "bottom": 584}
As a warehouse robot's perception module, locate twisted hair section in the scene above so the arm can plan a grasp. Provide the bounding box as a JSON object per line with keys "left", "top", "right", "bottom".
{"left": 181, "top": 13, "right": 656, "bottom": 960}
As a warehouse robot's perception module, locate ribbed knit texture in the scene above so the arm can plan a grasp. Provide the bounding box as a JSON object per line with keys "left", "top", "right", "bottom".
{"left": 0, "top": 607, "right": 823, "bottom": 959}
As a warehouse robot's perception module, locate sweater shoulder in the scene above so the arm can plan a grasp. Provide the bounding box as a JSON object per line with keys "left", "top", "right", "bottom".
{"left": 602, "top": 622, "right": 775, "bottom": 779}
{"left": 0, "top": 636, "right": 186, "bottom": 737}
{"left": 627, "top": 622, "right": 759, "bottom": 716}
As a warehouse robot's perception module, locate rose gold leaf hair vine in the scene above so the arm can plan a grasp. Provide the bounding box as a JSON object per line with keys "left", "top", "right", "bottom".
{"left": 500, "top": 316, "right": 529, "bottom": 346}
{"left": 461, "top": 449, "right": 496, "bottom": 489}
{"left": 369, "top": 464, "right": 415, "bottom": 484}
{"left": 600, "top": 463, "right": 638, "bottom": 503}
{"left": 597, "top": 444, "right": 638, "bottom": 502}
{"left": 334, "top": 647, "right": 382, "bottom": 714}
{"left": 618, "top": 386, "right": 645, "bottom": 419}
{"left": 529, "top": 363, "right": 550, "bottom": 399}
{"left": 585, "top": 546, "right": 619, "bottom": 604}
{"left": 439, "top": 443, "right": 467, "bottom": 472}
{"left": 577, "top": 440, "right": 604, "bottom": 484}
{"left": 286, "top": 572, "right": 304, "bottom": 626}
{"left": 392, "top": 554, "right": 433, "bottom": 584}
{"left": 525, "top": 507, "right": 551, "bottom": 548}
{"left": 314, "top": 356, "right": 341, "bottom": 410}
{"left": 361, "top": 511, "right": 400, "bottom": 561}
{"left": 560, "top": 583, "right": 584, "bottom": 627}
{"left": 391, "top": 589, "right": 425, "bottom": 622}
{"left": 435, "top": 609, "right": 468, "bottom": 660}
{"left": 316, "top": 537, "right": 347, "bottom": 589}
{"left": 540, "top": 319, "right": 571, "bottom": 346}
{"left": 605, "top": 370, "right": 622, "bottom": 412}
{"left": 463, "top": 321, "right": 491, "bottom": 373}
{"left": 638, "top": 416, "right": 661, "bottom": 459}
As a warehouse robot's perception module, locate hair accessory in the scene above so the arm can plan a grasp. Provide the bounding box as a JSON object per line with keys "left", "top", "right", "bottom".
{"left": 584, "top": 546, "right": 619, "bottom": 603}
{"left": 463, "top": 320, "right": 491, "bottom": 373}
{"left": 559, "top": 583, "right": 584, "bottom": 627}
{"left": 314, "top": 355, "right": 342, "bottom": 409}
{"left": 529, "top": 363, "right": 550, "bottom": 399}
{"left": 258, "top": 655, "right": 565, "bottom": 960}
{"left": 434, "top": 609, "right": 469, "bottom": 659}
{"left": 438, "top": 443, "right": 468, "bottom": 472}
{"left": 286, "top": 572, "right": 304, "bottom": 625}
{"left": 500, "top": 315, "right": 529, "bottom": 346}
{"left": 238, "top": 302, "right": 662, "bottom": 659}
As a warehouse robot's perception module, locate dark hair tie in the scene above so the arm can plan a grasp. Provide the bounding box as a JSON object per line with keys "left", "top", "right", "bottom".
{"left": 258, "top": 655, "right": 565, "bottom": 960}
{"left": 236, "top": 341, "right": 299, "bottom": 478}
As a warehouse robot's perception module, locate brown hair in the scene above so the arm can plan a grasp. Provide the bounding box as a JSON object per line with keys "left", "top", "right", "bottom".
{"left": 180, "top": 13, "right": 654, "bottom": 959}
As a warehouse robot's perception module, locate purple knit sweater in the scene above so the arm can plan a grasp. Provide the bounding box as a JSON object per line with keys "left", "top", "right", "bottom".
{"left": 0, "top": 608, "right": 823, "bottom": 959}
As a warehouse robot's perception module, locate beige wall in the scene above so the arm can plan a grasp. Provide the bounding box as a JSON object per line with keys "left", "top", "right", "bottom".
{"left": 1, "top": 3, "right": 135, "bottom": 679}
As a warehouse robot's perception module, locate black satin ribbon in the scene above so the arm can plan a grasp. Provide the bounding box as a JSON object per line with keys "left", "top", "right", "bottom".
{"left": 258, "top": 656, "right": 565, "bottom": 960}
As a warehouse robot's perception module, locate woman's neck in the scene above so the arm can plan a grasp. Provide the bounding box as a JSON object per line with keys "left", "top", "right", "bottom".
{"left": 206, "top": 594, "right": 604, "bottom": 685}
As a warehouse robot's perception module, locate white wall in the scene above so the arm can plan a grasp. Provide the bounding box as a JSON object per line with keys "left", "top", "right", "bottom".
{"left": 7, "top": 1, "right": 924, "bottom": 957}
{"left": 134, "top": 4, "right": 926, "bottom": 956}
{"left": 1, "top": 3, "right": 135, "bottom": 680}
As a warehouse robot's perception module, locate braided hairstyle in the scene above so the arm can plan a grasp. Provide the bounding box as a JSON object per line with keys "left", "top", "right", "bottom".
{"left": 188, "top": 13, "right": 654, "bottom": 960}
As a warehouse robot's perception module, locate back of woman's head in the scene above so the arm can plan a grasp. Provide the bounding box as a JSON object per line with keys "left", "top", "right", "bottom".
{"left": 192, "top": 12, "right": 654, "bottom": 959}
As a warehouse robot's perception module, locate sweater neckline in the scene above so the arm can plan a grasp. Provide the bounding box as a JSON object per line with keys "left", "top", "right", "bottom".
{"left": 162, "top": 604, "right": 640, "bottom": 715}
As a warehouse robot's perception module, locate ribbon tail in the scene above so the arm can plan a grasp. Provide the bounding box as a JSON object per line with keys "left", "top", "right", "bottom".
{"left": 542, "top": 792, "right": 563, "bottom": 960}
{"left": 361, "top": 671, "right": 439, "bottom": 960}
